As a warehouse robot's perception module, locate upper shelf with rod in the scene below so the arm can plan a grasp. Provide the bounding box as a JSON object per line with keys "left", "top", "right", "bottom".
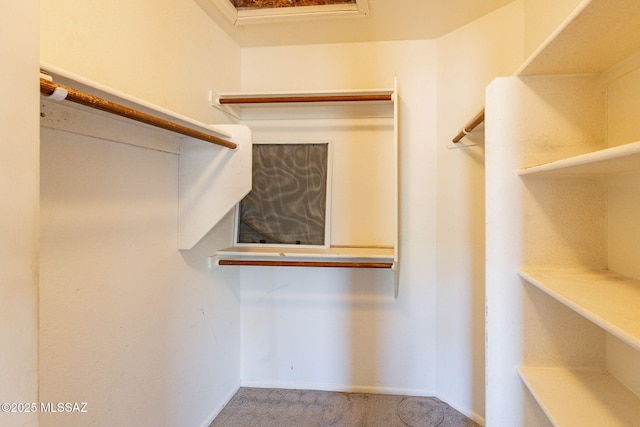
{"left": 40, "top": 63, "right": 237, "bottom": 150}
{"left": 211, "top": 87, "right": 396, "bottom": 120}
{"left": 40, "top": 77, "right": 237, "bottom": 150}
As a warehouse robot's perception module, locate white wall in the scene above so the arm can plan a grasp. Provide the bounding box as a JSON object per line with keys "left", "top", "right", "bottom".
{"left": 523, "top": 0, "right": 584, "bottom": 57}
{"left": 39, "top": 123, "right": 240, "bottom": 427}
{"left": 436, "top": 1, "right": 524, "bottom": 421}
{"left": 238, "top": 4, "right": 525, "bottom": 422}
{"left": 39, "top": 1, "right": 243, "bottom": 426}
{"left": 0, "top": 1, "right": 40, "bottom": 427}
{"left": 239, "top": 41, "right": 440, "bottom": 395}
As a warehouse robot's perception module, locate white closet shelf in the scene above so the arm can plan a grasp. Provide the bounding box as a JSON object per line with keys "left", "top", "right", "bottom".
{"left": 518, "top": 268, "right": 640, "bottom": 351}
{"left": 518, "top": 366, "right": 640, "bottom": 426}
{"left": 519, "top": 140, "right": 640, "bottom": 176}
{"left": 516, "top": 0, "right": 640, "bottom": 76}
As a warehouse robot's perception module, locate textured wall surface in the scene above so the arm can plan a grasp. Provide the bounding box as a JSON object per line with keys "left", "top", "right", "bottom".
{"left": 0, "top": 1, "right": 40, "bottom": 426}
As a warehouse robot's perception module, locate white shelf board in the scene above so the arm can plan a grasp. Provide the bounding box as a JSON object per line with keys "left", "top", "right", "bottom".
{"left": 516, "top": 0, "right": 640, "bottom": 76}
{"left": 519, "top": 141, "right": 640, "bottom": 176}
{"left": 518, "top": 268, "right": 640, "bottom": 351}
{"left": 215, "top": 245, "right": 395, "bottom": 261}
{"left": 518, "top": 366, "right": 640, "bottom": 426}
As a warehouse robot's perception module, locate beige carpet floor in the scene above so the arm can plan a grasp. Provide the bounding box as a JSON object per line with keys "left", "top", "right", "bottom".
{"left": 209, "top": 387, "right": 480, "bottom": 427}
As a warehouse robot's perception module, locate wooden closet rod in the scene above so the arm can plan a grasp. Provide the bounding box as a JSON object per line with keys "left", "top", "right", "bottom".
{"left": 219, "top": 94, "right": 392, "bottom": 105}
{"left": 40, "top": 78, "right": 238, "bottom": 150}
{"left": 217, "top": 260, "right": 395, "bottom": 269}
{"left": 452, "top": 109, "right": 485, "bottom": 143}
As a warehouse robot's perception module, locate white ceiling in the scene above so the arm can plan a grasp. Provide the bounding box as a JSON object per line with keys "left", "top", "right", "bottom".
{"left": 195, "top": 0, "right": 516, "bottom": 47}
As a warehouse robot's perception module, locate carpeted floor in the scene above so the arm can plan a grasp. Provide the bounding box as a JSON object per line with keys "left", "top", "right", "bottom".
{"left": 209, "top": 387, "right": 480, "bottom": 427}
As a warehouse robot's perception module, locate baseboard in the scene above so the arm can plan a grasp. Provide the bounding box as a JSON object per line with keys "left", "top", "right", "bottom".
{"left": 198, "top": 382, "right": 241, "bottom": 427}
{"left": 433, "top": 391, "right": 485, "bottom": 426}
{"left": 240, "top": 379, "right": 435, "bottom": 397}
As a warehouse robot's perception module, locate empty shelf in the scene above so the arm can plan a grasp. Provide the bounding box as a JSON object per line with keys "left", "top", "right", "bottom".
{"left": 518, "top": 267, "right": 640, "bottom": 351}
{"left": 518, "top": 366, "right": 640, "bottom": 426}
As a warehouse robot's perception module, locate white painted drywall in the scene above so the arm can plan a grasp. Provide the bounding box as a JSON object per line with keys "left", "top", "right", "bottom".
{"left": 238, "top": 8, "right": 526, "bottom": 420}
{"left": 435, "top": 1, "right": 524, "bottom": 421}
{"left": 607, "top": 66, "right": 640, "bottom": 149}
{"left": 605, "top": 66, "right": 640, "bottom": 400}
{"left": 0, "top": 1, "right": 40, "bottom": 427}
{"left": 239, "top": 40, "right": 440, "bottom": 395}
{"left": 40, "top": 0, "right": 240, "bottom": 125}
{"left": 39, "top": 125, "right": 240, "bottom": 427}
{"left": 39, "top": 1, "right": 243, "bottom": 426}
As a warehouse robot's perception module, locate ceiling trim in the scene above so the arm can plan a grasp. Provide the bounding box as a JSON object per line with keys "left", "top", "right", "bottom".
{"left": 209, "top": 0, "right": 369, "bottom": 25}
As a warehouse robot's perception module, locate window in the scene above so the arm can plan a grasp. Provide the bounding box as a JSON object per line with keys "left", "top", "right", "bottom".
{"left": 235, "top": 141, "right": 332, "bottom": 248}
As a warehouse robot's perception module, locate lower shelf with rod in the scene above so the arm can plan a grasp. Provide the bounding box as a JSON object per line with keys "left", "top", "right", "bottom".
{"left": 211, "top": 246, "right": 399, "bottom": 295}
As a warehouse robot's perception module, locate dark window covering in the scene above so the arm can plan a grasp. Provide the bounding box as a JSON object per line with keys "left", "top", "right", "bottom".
{"left": 238, "top": 143, "right": 328, "bottom": 246}
{"left": 231, "top": 0, "right": 355, "bottom": 10}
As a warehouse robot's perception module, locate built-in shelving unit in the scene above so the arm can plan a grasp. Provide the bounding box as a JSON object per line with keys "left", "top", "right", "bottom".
{"left": 516, "top": 267, "right": 640, "bottom": 425}
{"left": 211, "top": 82, "right": 400, "bottom": 295}
{"left": 485, "top": 0, "right": 640, "bottom": 425}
